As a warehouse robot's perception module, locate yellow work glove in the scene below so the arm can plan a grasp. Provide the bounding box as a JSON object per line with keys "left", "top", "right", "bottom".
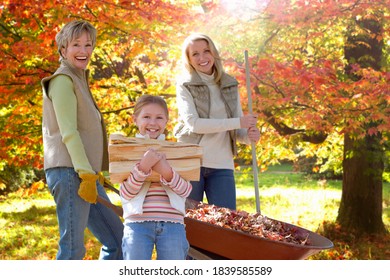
{"left": 98, "top": 172, "right": 105, "bottom": 186}
{"left": 78, "top": 173, "right": 99, "bottom": 203}
{"left": 98, "top": 172, "right": 114, "bottom": 187}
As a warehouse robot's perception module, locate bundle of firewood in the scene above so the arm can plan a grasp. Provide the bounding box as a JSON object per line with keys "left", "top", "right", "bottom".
{"left": 108, "top": 133, "right": 202, "bottom": 183}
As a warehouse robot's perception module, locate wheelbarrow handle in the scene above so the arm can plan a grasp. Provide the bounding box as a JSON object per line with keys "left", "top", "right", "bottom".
{"left": 103, "top": 179, "right": 120, "bottom": 195}
{"left": 97, "top": 195, "right": 123, "bottom": 217}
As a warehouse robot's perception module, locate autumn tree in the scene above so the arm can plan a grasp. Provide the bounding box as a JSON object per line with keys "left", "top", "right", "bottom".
{"left": 339, "top": 14, "right": 387, "bottom": 233}
{"left": 260, "top": 1, "right": 389, "bottom": 234}
{"left": 194, "top": 0, "right": 389, "bottom": 234}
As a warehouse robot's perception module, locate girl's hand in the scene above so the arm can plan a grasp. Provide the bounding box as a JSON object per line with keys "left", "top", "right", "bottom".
{"left": 152, "top": 153, "right": 173, "bottom": 181}
{"left": 248, "top": 126, "right": 260, "bottom": 143}
{"left": 139, "top": 148, "right": 161, "bottom": 174}
{"left": 240, "top": 114, "right": 257, "bottom": 129}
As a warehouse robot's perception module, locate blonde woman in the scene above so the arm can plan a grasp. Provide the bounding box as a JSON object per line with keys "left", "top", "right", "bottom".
{"left": 174, "top": 33, "right": 260, "bottom": 210}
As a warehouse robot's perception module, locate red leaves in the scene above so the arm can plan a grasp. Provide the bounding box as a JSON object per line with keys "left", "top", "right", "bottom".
{"left": 244, "top": 52, "right": 389, "bottom": 140}
{"left": 293, "top": 59, "right": 304, "bottom": 69}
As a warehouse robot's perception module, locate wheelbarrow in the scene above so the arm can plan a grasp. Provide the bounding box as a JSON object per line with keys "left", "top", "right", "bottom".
{"left": 184, "top": 199, "right": 334, "bottom": 260}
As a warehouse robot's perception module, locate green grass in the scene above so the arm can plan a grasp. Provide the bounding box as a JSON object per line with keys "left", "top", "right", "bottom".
{"left": 1, "top": 165, "right": 389, "bottom": 260}
{"left": 235, "top": 168, "right": 342, "bottom": 232}
{"left": 0, "top": 191, "right": 101, "bottom": 260}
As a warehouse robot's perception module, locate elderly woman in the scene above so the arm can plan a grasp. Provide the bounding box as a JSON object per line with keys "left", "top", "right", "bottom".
{"left": 41, "top": 20, "right": 123, "bottom": 260}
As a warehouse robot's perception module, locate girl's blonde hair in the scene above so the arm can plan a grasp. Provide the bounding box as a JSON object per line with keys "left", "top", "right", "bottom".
{"left": 181, "top": 33, "right": 224, "bottom": 83}
{"left": 133, "top": 94, "right": 169, "bottom": 119}
{"left": 55, "top": 20, "right": 97, "bottom": 61}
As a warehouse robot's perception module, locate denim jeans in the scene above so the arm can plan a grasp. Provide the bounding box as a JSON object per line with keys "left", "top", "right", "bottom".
{"left": 45, "top": 167, "right": 124, "bottom": 260}
{"left": 122, "top": 221, "right": 189, "bottom": 260}
{"left": 189, "top": 167, "right": 236, "bottom": 210}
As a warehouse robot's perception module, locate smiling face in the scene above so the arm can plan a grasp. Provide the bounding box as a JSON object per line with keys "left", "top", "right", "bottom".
{"left": 188, "top": 39, "right": 215, "bottom": 75}
{"left": 61, "top": 31, "right": 93, "bottom": 70}
{"left": 134, "top": 103, "right": 168, "bottom": 139}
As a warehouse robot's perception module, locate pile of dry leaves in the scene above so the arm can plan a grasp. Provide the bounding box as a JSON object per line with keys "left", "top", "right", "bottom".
{"left": 186, "top": 202, "right": 311, "bottom": 246}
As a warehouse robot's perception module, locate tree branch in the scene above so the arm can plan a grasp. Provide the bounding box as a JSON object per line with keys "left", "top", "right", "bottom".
{"left": 101, "top": 106, "right": 133, "bottom": 115}
{"left": 262, "top": 110, "right": 327, "bottom": 144}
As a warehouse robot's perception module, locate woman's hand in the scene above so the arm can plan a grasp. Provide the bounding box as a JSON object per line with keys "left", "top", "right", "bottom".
{"left": 248, "top": 126, "right": 260, "bottom": 143}
{"left": 240, "top": 114, "right": 257, "bottom": 129}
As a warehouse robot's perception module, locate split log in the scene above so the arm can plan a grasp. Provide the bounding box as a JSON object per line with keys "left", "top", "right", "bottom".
{"left": 108, "top": 134, "right": 202, "bottom": 183}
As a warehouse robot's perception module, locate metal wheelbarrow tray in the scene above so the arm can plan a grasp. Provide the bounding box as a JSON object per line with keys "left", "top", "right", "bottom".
{"left": 184, "top": 201, "right": 333, "bottom": 260}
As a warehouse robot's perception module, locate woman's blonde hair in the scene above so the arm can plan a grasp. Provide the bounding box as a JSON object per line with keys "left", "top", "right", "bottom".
{"left": 55, "top": 20, "right": 97, "bottom": 60}
{"left": 181, "top": 33, "right": 224, "bottom": 83}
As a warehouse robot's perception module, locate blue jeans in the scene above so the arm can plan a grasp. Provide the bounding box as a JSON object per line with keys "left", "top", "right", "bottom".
{"left": 122, "top": 221, "right": 189, "bottom": 260}
{"left": 45, "top": 167, "right": 124, "bottom": 260}
{"left": 189, "top": 167, "right": 236, "bottom": 210}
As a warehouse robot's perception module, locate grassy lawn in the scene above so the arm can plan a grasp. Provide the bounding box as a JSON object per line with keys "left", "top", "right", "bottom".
{"left": 0, "top": 164, "right": 389, "bottom": 260}
{"left": 236, "top": 164, "right": 342, "bottom": 231}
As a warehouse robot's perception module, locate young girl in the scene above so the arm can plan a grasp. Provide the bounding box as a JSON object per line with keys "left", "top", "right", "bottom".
{"left": 120, "top": 94, "right": 192, "bottom": 260}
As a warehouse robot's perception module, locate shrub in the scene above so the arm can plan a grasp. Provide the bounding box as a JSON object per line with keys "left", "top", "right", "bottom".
{"left": 0, "top": 164, "right": 45, "bottom": 195}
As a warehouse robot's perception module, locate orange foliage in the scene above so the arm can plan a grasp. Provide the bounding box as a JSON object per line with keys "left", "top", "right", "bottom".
{"left": 0, "top": 0, "right": 389, "bottom": 175}
{"left": 231, "top": 0, "right": 390, "bottom": 142}
{"left": 0, "top": 0, "right": 199, "bottom": 168}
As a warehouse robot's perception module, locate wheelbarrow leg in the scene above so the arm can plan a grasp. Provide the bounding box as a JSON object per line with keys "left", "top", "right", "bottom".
{"left": 187, "top": 247, "right": 214, "bottom": 260}
{"left": 187, "top": 246, "right": 229, "bottom": 260}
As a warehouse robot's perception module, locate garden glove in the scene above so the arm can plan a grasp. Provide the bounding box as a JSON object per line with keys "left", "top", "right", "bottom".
{"left": 98, "top": 172, "right": 105, "bottom": 186}
{"left": 78, "top": 173, "right": 99, "bottom": 203}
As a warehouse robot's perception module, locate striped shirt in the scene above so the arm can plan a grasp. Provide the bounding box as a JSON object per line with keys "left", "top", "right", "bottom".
{"left": 120, "top": 163, "right": 192, "bottom": 223}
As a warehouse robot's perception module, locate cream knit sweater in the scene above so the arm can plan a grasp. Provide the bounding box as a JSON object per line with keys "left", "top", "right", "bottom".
{"left": 176, "top": 71, "right": 249, "bottom": 170}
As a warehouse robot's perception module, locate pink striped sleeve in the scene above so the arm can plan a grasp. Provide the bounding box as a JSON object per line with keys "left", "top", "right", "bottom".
{"left": 120, "top": 163, "right": 151, "bottom": 200}
{"left": 160, "top": 169, "right": 192, "bottom": 198}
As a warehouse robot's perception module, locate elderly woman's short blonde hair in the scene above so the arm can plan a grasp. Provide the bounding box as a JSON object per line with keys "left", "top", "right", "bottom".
{"left": 55, "top": 20, "right": 97, "bottom": 60}
{"left": 181, "top": 33, "right": 224, "bottom": 83}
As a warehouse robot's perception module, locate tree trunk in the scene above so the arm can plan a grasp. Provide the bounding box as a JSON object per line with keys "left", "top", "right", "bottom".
{"left": 336, "top": 15, "right": 386, "bottom": 234}
{"left": 337, "top": 133, "right": 385, "bottom": 234}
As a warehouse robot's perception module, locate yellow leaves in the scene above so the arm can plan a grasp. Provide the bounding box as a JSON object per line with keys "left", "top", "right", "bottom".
{"left": 22, "top": 8, "right": 30, "bottom": 17}
{"left": 24, "top": 56, "right": 43, "bottom": 70}
{"left": 29, "top": 181, "right": 45, "bottom": 192}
